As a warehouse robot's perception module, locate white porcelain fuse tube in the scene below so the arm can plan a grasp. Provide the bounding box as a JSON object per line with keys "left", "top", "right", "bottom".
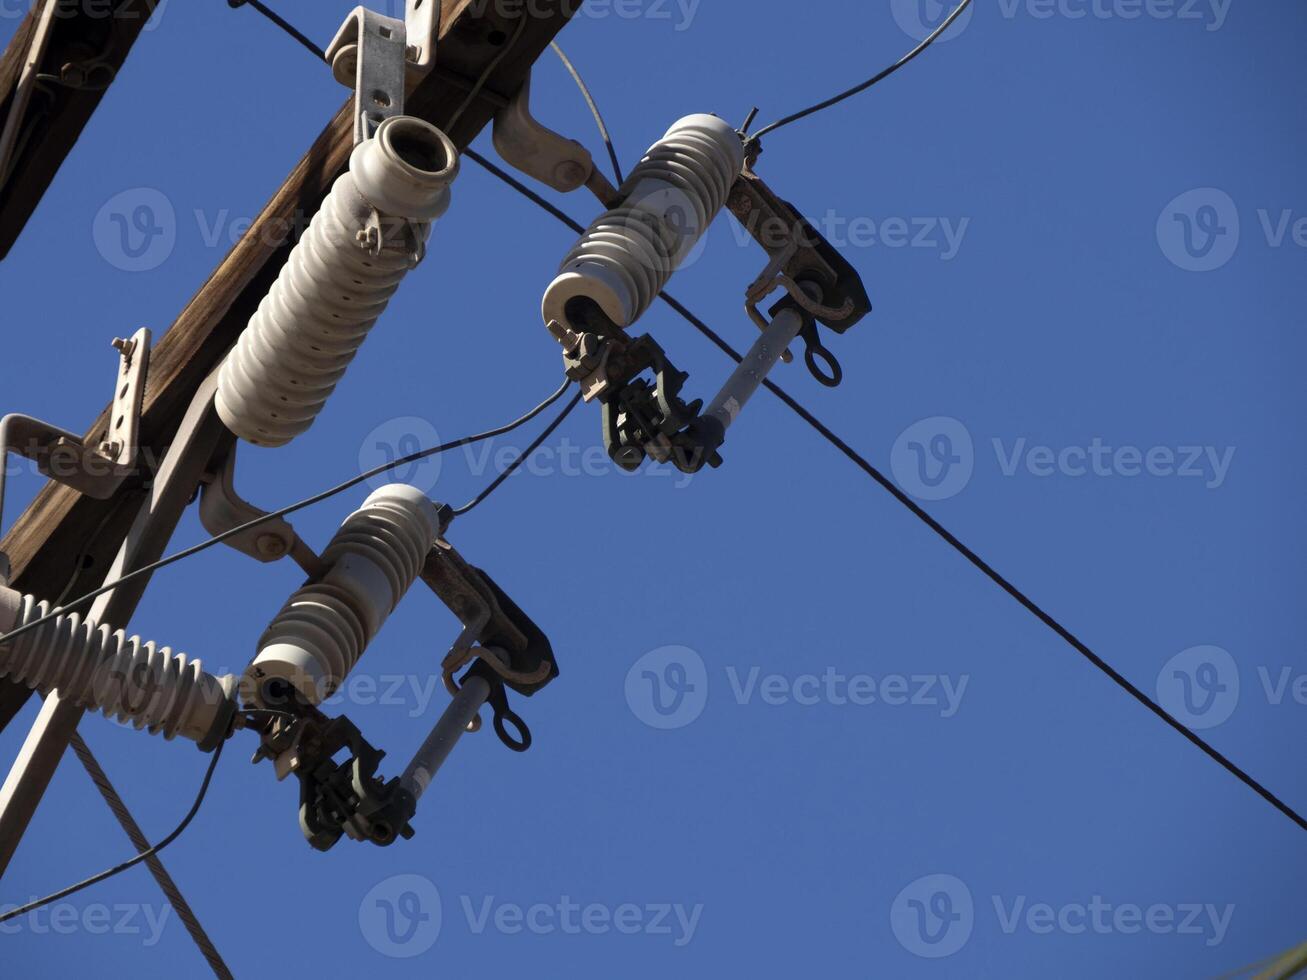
{"left": 217, "top": 116, "right": 459, "bottom": 447}
{"left": 240, "top": 485, "right": 440, "bottom": 708}
{"left": 542, "top": 113, "right": 744, "bottom": 335}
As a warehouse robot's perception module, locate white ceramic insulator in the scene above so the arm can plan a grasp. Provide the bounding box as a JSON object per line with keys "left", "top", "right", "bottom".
{"left": 542, "top": 113, "right": 744, "bottom": 334}
{"left": 0, "top": 589, "right": 238, "bottom": 748}
{"left": 240, "top": 484, "right": 440, "bottom": 707}
{"left": 216, "top": 116, "right": 459, "bottom": 447}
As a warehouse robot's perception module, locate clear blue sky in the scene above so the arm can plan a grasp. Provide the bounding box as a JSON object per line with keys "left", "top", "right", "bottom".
{"left": 1, "top": 1, "right": 1304, "bottom": 976}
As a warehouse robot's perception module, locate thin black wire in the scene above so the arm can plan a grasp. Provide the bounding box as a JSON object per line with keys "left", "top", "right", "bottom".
{"left": 0, "top": 380, "right": 573, "bottom": 654}
{"left": 748, "top": 0, "right": 974, "bottom": 143}
{"left": 219, "top": 0, "right": 1307, "bottom": 835}
{"left": 226, "top": 0, "right": 326, "bottom": 62}
{"left": 469, "top": 151, "right": 1307, "bottom": 836}
{"left": 69, "top": 734, "right": 233, "bottom": 980}
{"left": 453, "top": 389, "right": 583, "bottom": 516}
{"left": 0, "top": 739, "right": 226, "bottom": 923}
{"left": 549, "top": 42, "right": 624, "bottom": 185}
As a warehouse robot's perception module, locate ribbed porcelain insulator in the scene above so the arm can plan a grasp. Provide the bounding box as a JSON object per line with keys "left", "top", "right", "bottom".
{"left": 217, "top": 116, "right": 459, "bottom": 447}
{"left": 240, "top": 484, "right": 440, "bottom": 707}
{"left": 0, "top": 590, "right": 238, "bottom": 749}
{"left": 542, "top": 113, "right": 744, "bottom": 334}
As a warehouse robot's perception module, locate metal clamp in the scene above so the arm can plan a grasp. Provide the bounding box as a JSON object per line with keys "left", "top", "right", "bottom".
{"left": 250, "top": 516, "right": 560, "bottom": 851}
{"left": 727, "top": 164, "right": 872, "bottom": 384}
{"left": 328, "top": 6, "right": 410, "bottom": 146}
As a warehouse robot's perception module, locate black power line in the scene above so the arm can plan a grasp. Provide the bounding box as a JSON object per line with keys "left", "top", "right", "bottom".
{"left": 225, "top": 0, "right": 326, "bottom": 62}
{"left": 0, "top": 739, "right": 226, "bottom": 924}
{"left": 748, "top": 0, "right": 975, "bottom": 143}
{"left": 223, "top": 0, "right": 1307, "bottom": 836}
{"left": 467, "top": 102, "right": 1307, "bottom": 836}
{"left": 0, "top": 379, "right": 575, "bottom": 654}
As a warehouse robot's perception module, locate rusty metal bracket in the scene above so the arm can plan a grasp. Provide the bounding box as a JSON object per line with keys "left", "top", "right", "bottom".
{"left": 726, "top": 165, "right": 872, "bottom": 381}
{"left": 198, "top": 447, "right": 321, "bottom": 576}
{"left": 492, "top": 72, "right": 611, "bottom": 197}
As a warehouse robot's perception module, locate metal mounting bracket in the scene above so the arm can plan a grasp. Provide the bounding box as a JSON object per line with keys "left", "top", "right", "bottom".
{"left": 198, "top": 448, "right": 320, "bottom": 575}
{"left": 0, "top": 327, "right": 150, "bottom": 511}
{"left": 492, "top": 73, "right": 602, "bottom": 195}
{"left": 328, "top": 6, "right": 409, "bottom": 146}
{"left": 404, "top": 0, "right": 439, "bottom": 73}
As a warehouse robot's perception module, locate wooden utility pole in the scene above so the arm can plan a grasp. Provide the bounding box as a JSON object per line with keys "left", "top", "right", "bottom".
{"left": 0, "top": 0, "right": 578, "bottom": 840}
{"left": 0, "top": 0, "right": 160, "bottom": 258}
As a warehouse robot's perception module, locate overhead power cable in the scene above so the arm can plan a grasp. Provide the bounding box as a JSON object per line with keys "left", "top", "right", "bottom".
{"left": 226, "top": 0, "right": 1307, "bottom": 835}
{"left": 748, "top": 0, "right": 974, "bottom": 143}
{"left": 0, "top": 739, "right": 226, "bottom": 924}
{"left": 225, "top": 0, "right": 326, "bottom": 61}
{"left": 0, "top": 379, "right": 574, "bottom": 654}
{"left": 464, "top": 139, "right": 1307, "bottom": 837}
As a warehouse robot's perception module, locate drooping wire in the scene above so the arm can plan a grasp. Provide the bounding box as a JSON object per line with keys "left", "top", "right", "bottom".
{"left": 466, "top": 146, "right": 1307, "bottom": 836}
{"left": 206, "top": 0, "right": 1307, "bottom": 834}
{"left": 0, "top": 738, "right": 226, "bottom": 924}
{"left": 453, "top": 389, "right": 583, "bottom": 516}
{"left": 748, "top": 0, "right": 974, "bottom": 144}
{"left": 225, "top": 0, "right": 326, "bottom": 62}
{"left": 69, "top": 733, "right": 233, "bottom": 980}
{"left": 0, "top": 380, "right": 574, "bottom": 654}
{"left": 549, "top": 42, "right": 624, "bottom": 185}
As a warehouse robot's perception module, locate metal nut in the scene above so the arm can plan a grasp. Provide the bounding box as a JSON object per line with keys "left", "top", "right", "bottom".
{"left": 255, "top": 534, "right": 288, "bottom": 559}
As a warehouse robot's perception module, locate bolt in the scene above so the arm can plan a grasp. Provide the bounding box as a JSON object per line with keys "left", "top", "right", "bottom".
{"left": 256, "top": 534, "right": 288, "bottom": 559}
{"left": 554, "top": 161, "right": 588, "bottom": 190}
{"left": 111, "top": 337, "right": 136, "bottom": 361}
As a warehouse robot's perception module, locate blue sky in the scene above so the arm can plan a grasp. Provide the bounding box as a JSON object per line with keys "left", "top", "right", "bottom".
{"left": 1, "top": 0, "right": 1305, "bottom": 976}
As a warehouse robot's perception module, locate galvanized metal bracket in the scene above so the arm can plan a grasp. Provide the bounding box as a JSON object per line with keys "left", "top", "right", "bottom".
{"left": 198, "top": 448, "right": 320, "bottom": 575}
{"left": 404, "top": 0, "right": 439, "bottom": 73}
{"left": 5, "top": 327, "right": 151, "bottom": 502}
{"left": 492, "top": 73, "right": 600, "bottom": 195}
{"left": 328, "top": 7, "right": 409, "bottom": 146}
